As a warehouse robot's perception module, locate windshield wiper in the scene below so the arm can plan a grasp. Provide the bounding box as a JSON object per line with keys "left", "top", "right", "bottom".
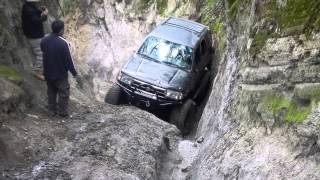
{"left": 138, "top": 53, "right": 159, "bottom": 63}
{"left": 162, "top": 61, "right": 180, "bottom": 68}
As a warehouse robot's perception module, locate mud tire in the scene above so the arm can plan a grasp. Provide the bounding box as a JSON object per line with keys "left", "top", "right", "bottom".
{"left": 170, "top": 99, "right": 195, "bottom": 132}
{"left": 105, "top": 84, "right": 124, "bottom": 105}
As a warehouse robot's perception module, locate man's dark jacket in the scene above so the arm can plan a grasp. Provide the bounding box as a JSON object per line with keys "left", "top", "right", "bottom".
{"left": 22, "top": 2, "right": 47, "bottom": 39}
{"left": 41, "top": 33, "right": 77, "bottom": 80}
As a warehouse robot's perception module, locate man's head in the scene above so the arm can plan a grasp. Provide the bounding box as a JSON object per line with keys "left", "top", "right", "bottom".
{"left": 52, "top": 20, "right": 64, "bottom": 36}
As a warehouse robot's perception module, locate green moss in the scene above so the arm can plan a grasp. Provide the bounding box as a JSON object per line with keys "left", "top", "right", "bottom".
{"left": 295, "top": 86, "right": 320, "bottom": 102}
{"left": 260, "top": 94, "right": 311, "bottom": 123}
{"left": 211, "top": 18, "right": 223, "bottom": 34}
{"left": 207, "top": 0, "right": 217, "bottom": 7}
{"left": 249, "top": 32, "right": 270, "bottom": 55}
{"left": 228, "top": 0, "right": 241, "bottom": 21}
{"left": 0, "top": 65, "right": 22, "bottom": 82}
{"left": 201, "top": 0, "right": 227, "bottom": 57}
{"left": 275, "top": 0, "right": 320, "bottom": 30}
{"left": 285, "top": 103, "right": 311, "bottom": 123}
{"left": 259, "top": 0, "right": 320, "bottom": 33}
{"left": 250, "top": 0, "right": 320, "bottom": 54}
{"left": 137, "top": 0, "right": 152, "bottom": 11}
{"left": 156, "top": 0, "right": 168, "bottom": 15}
{"left": 262, "top": 94, "right": 291, "bottom": 112}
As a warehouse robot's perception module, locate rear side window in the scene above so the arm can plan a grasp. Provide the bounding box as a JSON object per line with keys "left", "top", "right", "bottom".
{"left": 195, "top": 46, "right": 201, "bottom": 64}
{"left": 201, "top": 39, "right": 207, "bottom": 55}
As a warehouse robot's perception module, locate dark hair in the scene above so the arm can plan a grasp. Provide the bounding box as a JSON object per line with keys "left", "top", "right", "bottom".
{"left": 51, "top": 20, "right": 64, "bottom": 34}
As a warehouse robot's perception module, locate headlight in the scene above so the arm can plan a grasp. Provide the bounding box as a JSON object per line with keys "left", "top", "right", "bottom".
{"left": 119, "top": 73, "right": 132, "bottom": 85}
{"left": 165, "top": 89, "right": 183, "bottom": 100}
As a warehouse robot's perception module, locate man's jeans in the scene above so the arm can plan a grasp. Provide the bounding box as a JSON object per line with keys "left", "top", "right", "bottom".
{"left": 46, "top": 78, "right": 70, "bottom": 115}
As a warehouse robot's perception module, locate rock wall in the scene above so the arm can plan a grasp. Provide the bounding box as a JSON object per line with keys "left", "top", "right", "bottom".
{"left": 192, "top": 0, "right": 320, "bottom": 179}
{"left": 0, "top": 0, "right": 97, "bottom": 119}
{"left": 0, "top": 0, "right": 61, "bottom": 123}
{"left": 60, "top": 0, "right": 198, "bottom": 100}
{"left": 3, "top": 0, "right": 320, "bottom": 179}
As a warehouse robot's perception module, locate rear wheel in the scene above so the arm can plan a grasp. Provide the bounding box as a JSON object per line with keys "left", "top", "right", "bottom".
{"left": 170, "top": 99, "right": 195, "bottom": 133}
{"left": 105, "top": 83, "right": 124, "bottom": 105}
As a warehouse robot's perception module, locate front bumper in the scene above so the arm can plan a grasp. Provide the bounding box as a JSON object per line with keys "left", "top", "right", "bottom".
{"left": 116, "top": 81, "right": 183, "bottom": 107}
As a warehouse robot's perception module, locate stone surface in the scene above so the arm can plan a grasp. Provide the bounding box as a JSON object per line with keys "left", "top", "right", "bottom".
{"left": 2, "top": 0, "right": 320, "bottom": 179}
{"left": 190, "top": 0, "right": 320, "bottom": 179}
{"left": 0, "top": 78, "right": 26, "bottom": 114}
{"left": 0, "top": 104, "right": 180, "bottom": 179}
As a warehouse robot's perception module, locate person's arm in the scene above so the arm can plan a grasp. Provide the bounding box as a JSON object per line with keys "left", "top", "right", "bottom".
{"left": 63, "top": 43, "right": 77, "bottom": 77}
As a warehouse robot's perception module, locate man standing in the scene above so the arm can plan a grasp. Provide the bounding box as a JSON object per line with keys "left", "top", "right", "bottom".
{"left": 22, "top": 0, "right": 48, "bottom": 80}
{"left": 41, "top": 20, "right": 80, "bottom": 117}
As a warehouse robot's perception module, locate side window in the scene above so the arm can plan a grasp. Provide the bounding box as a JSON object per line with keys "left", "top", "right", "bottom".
{"left": 201, "top": 39, "right": 207, "bottom": 55}
{"left": 195, "top": 46, "right": 201, "bottom": 64}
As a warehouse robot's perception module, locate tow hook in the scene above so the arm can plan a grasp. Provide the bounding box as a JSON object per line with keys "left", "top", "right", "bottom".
{"left": 146, "top": 101, "right": 151, "bottom": 107}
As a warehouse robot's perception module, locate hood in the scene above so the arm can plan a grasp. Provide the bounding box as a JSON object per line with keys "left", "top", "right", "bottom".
{"left": 122, "top": 54, "right": 190, "bottom": 90}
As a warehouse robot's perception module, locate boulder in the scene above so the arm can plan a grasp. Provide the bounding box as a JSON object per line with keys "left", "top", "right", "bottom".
{"left": 0, "top": 77, "right": 26, "bottom": 114}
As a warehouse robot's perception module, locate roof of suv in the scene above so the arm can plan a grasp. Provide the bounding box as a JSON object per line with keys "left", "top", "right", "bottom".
{"left": 149, "top": 17, "right": 208, "bottom": 48}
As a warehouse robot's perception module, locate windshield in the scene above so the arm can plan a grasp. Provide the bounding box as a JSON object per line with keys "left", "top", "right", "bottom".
{"left": 138, "top": 36, "right": 193, "bottom": 70}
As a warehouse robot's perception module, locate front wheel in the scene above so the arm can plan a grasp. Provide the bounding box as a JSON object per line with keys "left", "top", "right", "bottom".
{"left": 104, "top": 83, "right": 124, "bottom": 105}
{"left": 170, "top": 99, "right": 195, "bottom": 132}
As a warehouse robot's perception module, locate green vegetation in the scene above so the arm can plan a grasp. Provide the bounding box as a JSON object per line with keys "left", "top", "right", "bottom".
{"left": 59, "top": 0, "right": 80, "bottom": 16}
{"left": 285, "top": 103, "right": 311, "bottom": 123}
{"left": 207, "top": 0, "right": 217, "bottom": 7}
{"left": 295, "top": 86, "right": 320, "bottom": 102}
{"left": 138, "top": 0, "right": 151, "bottom": 11}
{"left": 227, "top": 0, "right": 241, "bottom": 21}
{"left": 250, "top": 0, "right": 320, "bottom": 55}
{"left": 267, "top": 0, "right": 320, "bottom": 31}
{"left": 212, "top": 17, "right": 223, "bottom": 34}
{"left": 0, "top": 65, "right": 22, "bottom": 82}
{"left": 201, "top": 0, "right": 227, "bottom": 55}
{"left": 260, "top": 94, "right": 312, "bottom": 123}
{"left": 249, "top": 32, "right": 270, "bottom": 55}
{"left": 156, "top": 0, "right": 168, "bottom": 15}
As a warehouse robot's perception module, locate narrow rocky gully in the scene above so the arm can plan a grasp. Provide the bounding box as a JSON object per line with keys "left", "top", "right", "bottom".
{"left": 1, "top": 0, "right": 213, "bottom": 179}
{"left": 2, "top": 0, "right": 320, "bottom": 179}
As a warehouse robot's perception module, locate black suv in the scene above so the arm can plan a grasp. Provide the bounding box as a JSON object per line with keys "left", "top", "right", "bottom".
{"left": 105, "top": 17, "right": 214, "bottom": 130}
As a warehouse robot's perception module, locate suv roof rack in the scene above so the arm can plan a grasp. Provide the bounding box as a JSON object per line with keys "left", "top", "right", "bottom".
{"left": 161, "top": 17, "right": 207, "bottom": 37}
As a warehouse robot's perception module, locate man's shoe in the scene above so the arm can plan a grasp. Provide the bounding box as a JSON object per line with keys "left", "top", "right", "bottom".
{"left": 58, "top": 113, "right": 70, "bottom": 118}
{"left": 48, "top": 111, "right": 57, "bottom": 117}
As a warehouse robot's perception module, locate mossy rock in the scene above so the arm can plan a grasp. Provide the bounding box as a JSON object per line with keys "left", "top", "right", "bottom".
{"left": 0, "top": 65, "right": 23, "bottom": 83}
{"left": 211, "top": 17, "right": 223, "bottom": 34}
{"left": 257, "top": 92, "right": 311, "bottom": 123}
{"left": 136, "top": 0, "right": 152, "bottom": 12}
{"left": 227, "top": 0, "right": 251, "bottom": 21}
{"left": 293, "top": 83, "right": 320, "bottom": 102}
{"left": 156, "top": 0, "right": 168, "bottom": 15}
{"left": 249, "top": 0, "right": 320, "bottom": 55}
{"left": 59, "top": 0, "right": 80, "bottom": 16}
{"left": 201, "top": 0, "right": 226, "bottom": 55}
